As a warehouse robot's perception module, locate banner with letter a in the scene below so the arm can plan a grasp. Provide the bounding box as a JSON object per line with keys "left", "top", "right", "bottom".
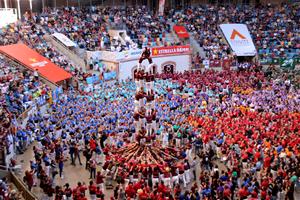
{"left": 219, "top": 24, "right": 257, "bottom": 57}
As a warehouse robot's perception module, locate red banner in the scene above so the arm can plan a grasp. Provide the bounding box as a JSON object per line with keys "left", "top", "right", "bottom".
{"left": 151, "top": 45, "right": 191, "bottom": 57}
{"left": 173, "top": 26, "right": 189, "bottom": 38}
{"left": 0, "top": 44, "right": 72, "bottom": 83}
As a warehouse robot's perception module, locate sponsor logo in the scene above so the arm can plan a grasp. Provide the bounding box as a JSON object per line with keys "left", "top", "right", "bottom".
{"left": 177, "top": 30, "right": 187, "bottom": 34}
{"left": 230, "top": 29, "right": 250, "bottom": 47}
{"left": 230, "top": 29, "right": 246, "bottom": 40}
{"left": 29, "top": 58, "right": 48, "bottom": 67}
{"left": 152, "top": 46, "right": 190, "bottom": 56}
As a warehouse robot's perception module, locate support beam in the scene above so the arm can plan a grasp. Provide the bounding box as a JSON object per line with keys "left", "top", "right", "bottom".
{"left": 17, "top": 0, "right": 21, "bottom": 19}
{"left": 29, "top": 0, "right": 33, "bottom": 11}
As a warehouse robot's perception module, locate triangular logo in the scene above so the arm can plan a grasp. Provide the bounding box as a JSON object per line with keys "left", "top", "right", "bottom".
{"left": 230, "top": 29, "right": 246, "bottom": 40}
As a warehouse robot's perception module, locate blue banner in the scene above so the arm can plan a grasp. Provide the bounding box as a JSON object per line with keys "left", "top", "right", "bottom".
{"left": 104, "top": 71, "right": 117, "bottom": 81}
{"left": 86, "top": 75, "right": 100, "bottom": 84}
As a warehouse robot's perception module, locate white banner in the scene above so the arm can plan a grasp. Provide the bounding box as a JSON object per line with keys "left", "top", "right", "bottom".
{"left": 52, "top": 32, "right": 76, "bottom": 47}
{"left": 116, "top": 49, "right": 143, "bottom": 60}
{"left": 0, "top": 8, "right": 18, "bottom": 28}
{"left": 219, "top": 24, "right": 256, "bottom": 57}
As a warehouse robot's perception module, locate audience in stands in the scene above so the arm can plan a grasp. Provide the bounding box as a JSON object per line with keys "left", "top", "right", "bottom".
{"left": 0, "top": 56, "right": 49, "bottom": 118}
{"left": 173, "top": 4, "right": 300, "bottom": 63}
{"left": 0, "top": 3, "right": 300, "bottom": 200}
{"left": 0, "top": 17, "right": 86, "bottom": 81}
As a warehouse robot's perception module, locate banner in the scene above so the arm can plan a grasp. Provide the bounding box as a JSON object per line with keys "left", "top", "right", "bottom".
{"left": 173, "top": 26, "right": 189, "bottom": 38}
{"left": 158, "top": 0, "right": 166, "bottom": 16}
{"left": 86, "top": 75, "right": 100, "bottom": 84}
{"left": 116, "top": 49, "right": 143, "bottom": 60}
{"left": 219, "top": 24, "right": 256, "bottom": 57}
{"left": 0, "top": 8, "right": 18, "bottom": 28}
{"left": 0, "top": 44, "right": 72, "bottom": 83}
{"left": 203, "top": 59, "right": 210, "bottom": 69}
{"left": 280, "top": 58, "right": 296, "bottom": 69}
{"left": 151, "top": 45, "right": 191, "bottom": 57}
{"left": 52, "top": 32, "right": 77, "bottom": 47}
{"left": 104, "top": 71, "right": 117, "bottom": 81}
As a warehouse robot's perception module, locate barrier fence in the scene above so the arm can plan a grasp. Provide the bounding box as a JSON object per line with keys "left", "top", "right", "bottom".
{"left": 0, "top": 167, "right": 37, "bottom": 200}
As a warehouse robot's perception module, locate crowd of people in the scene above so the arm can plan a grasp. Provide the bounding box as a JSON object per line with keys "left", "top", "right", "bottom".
{"left": 172, "top": 4, "right": 300, "bottom": 62}
{"left": 0, "top": 2, "right": 300, "bottom": 200}
{"left": 1, "top": 4, "right": 298, "bottom": 72}
{"left": 0, "top": 55, "right": 50, "bottom": 118}
{"left": 6, "top": 64, "right": 298, "bottom": 200}
{"left": 28, "top": 6, "right": 173, "bottom": 51}
{"left": 0, "top": 177, "right": 23, "bottom": 200}
{"left": 37, "top": 7, "right": 110, "bottom": 51}
{"left": 121, "top": 6, "right": 172, "bottom": 48}
{"left": 0, "top": 13, "right": 87, "bottom": 81}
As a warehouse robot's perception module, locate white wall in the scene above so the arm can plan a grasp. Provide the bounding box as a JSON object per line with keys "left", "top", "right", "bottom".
{"left": 118, "top": 54, "right": 191, "bottom": 81}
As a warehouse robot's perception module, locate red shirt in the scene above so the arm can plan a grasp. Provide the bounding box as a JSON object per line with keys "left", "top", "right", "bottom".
{"left": 96, "top": 174, "right": 104, "bottom": 184}
{"left": 223, "top": 188, "right": 231, "bottom": 197}
{"left": 238, "top": 188, "right": 248, "bottom": 198}
{"left": 264, "top": 156, "right": 271, "bottom": 168}
{"left": 89, "top": 184, "right": 96, "bottom": 194}
{"left": 125, "top": 185, "right": 135, "bottom": 198}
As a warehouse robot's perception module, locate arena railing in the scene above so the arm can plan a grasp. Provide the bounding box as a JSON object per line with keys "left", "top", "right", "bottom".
{"left": 0, "top": 167, "right": 38, "bottom": 200}
{"left": 44, "top": 34, "right": 87, "bottom": 72}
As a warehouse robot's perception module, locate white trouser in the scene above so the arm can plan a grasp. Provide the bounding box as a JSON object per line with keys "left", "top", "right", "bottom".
{"left": 97, "top": 183, "right": 104, "bottom": 190}
{"left": 184, "top": 169, "right": 191, "bottom": 184}
{"left": 163, "top": 177, "right": 171, "bottom": 188}
{"left": 179, "top": 173, "right": 187, "bottom": 188}
{"left": 152, "top": 177, "right": 159, "bottom": 185}
{"left": 172, "top": 175, "right": 179, "bottom": 185}
{"left": 90, "top": 194, "right": 97, "bottom": 200}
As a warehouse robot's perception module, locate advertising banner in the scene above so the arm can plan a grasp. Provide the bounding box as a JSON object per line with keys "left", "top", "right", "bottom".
{"left": 280, "top": 58, "right": 296, "bottom": 69}
{"left": 116, "top": 49, "right": 143, "bottom": 60}
{"left": 173, "top": 26, "right": 189, "bottom": 38}
{"left": 0, "top": 44, "right": 72, "bottom": 83}
{"left": 151, "top": 45, "right": 191, "bottom": 57}
{"left": 104, "top": 71, "right": 117, "bottom": 81}
{"left": 219, "top": 24, "right": 257, "bottom": 57}
{"left": 86, "top": 75, "right": 100, "bottom": 84}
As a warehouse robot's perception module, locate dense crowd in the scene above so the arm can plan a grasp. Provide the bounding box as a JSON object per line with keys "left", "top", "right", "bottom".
{"left": 8, "top": 65, "right": 299, "bottom": 200}
{"left": 0, "top": 55, "right": 50, "bottom": 119}
{"left": 0, "top": 177, "right": 22, "bottom": 200}
{"left": 37, "top": 7, "right": 110, "bottom": 51}
{"left": 30, "top": 6, "right": 172, "bottom": 51}
{"left": 121, "top": 6, "right": 171, "bottom": 48}
{"left": 0, "top": 3, "right": 300, "bottom": 200}
{"left": 1, "top": 4, "right": 299, "bottom": 67}
{"left": 0, "top": 14, "right": 86, "bottom": 81}
{"left": 172, "top": 4, "right": 300, "bottom": 62}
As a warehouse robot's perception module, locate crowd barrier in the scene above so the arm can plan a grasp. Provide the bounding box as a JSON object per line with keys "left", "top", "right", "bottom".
{"left": 0, "top": 167, "right": 38, "bottom": 200}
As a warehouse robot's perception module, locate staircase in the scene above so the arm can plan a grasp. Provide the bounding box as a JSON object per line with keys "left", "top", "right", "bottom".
{"left": 44, "top": 34, "right": 87, "bottom": 72}
{"left": 166, "top": 21, "right": 180, "bottom": 45}
{"left": 189, "top": 34, "right": 206, "bottom": 58}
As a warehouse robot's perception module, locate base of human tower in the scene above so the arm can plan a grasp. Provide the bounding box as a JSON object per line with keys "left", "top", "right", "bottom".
{"left": 103, "top": 48, "right": 186, "bottom": 183}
